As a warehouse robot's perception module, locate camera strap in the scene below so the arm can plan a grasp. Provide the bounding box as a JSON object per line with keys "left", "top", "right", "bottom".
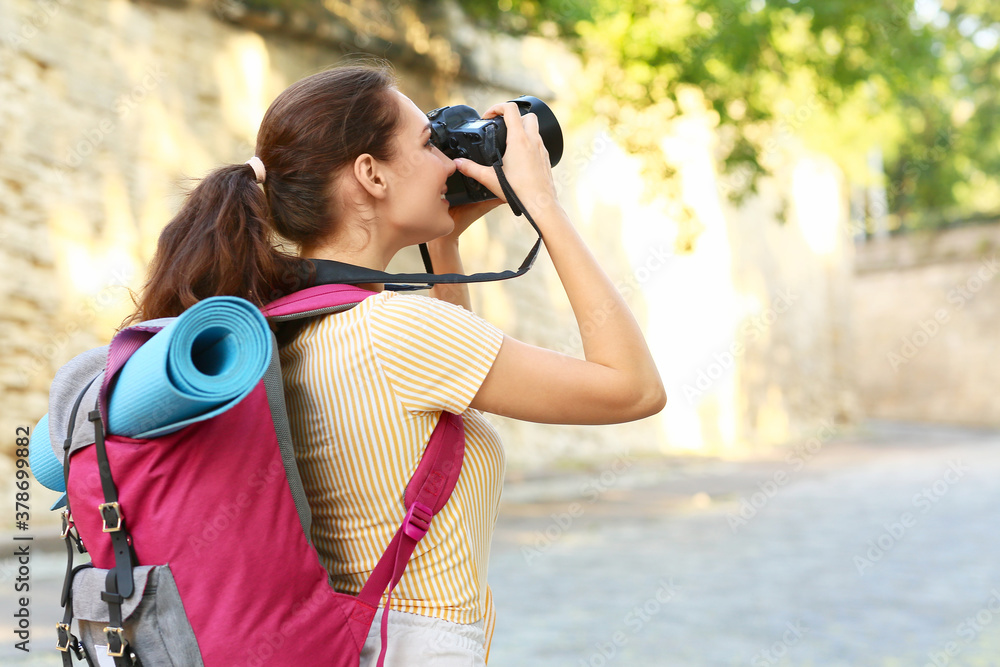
{"left": 310, "top": 160, "right": 543, "bottom": 292}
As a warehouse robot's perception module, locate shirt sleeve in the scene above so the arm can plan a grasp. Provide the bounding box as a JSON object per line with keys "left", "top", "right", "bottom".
{"left": 367, "top": 292, "right": 504, "bottom": 415}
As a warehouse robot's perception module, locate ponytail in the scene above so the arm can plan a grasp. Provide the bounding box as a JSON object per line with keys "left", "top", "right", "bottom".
{"left": 124, "top": 63, "right": 401, "bottom": 325}
{"left": 125, "top": 163, "right": 309, "bottom": 324}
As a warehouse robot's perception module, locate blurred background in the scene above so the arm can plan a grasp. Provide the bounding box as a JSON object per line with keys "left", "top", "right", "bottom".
{"left": 2, "top": 0, "right": 999, "bottom": 665}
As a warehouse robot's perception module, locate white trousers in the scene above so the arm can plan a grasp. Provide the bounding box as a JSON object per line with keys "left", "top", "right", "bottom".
{"left": 359, "top": 607, "right": 487, "bottom": 667}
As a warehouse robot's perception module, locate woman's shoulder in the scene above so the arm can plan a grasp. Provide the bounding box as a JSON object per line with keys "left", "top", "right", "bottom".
{"left": 366, "top": 290, "right": 483, "bottom": 321}
{"left": 364, "top": 290, "right": 502, "bottom": 344}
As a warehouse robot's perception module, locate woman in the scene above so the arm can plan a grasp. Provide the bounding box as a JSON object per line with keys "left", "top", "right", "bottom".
{"left": 129, "top": 63, "right": 665, "bottom": 665}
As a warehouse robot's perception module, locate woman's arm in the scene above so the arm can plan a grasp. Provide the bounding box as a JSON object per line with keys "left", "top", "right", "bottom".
{"left": 427, "top": 238, "right": 472, "bottom": 310}
{"left": 457, "top": 103, "right": 666, "bottom": 425}
{"left": 427, "top": 199, "right": 503, "bottom": 311}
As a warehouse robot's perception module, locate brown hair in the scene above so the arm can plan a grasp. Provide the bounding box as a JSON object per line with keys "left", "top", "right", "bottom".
{"left": 125, "top": 63, "right": 401, "bottom": 324}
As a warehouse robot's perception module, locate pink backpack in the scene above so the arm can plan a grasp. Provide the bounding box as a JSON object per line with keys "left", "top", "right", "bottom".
{"left": 55, "top": 284, "right": 465, "bottom": 667}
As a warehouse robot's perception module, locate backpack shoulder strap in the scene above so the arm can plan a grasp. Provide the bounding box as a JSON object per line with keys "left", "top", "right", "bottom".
{"left": 358, "top": 412, "right": 466, "bottom": 667}
{"left": 262, "top": 283, "right": 377, "bottom": 321}
{"left": 261, "top": 332, "right": 314, "bottom": 539}
{"left": 261, "top": 283, "right": 378, "bottom": 539}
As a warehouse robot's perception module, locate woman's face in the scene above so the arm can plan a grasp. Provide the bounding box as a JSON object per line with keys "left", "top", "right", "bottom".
{"left": 380, "top": 90, "right": 457, "bottom": 245}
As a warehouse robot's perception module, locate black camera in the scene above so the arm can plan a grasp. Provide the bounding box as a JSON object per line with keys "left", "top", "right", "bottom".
{"left": 426, "top": 96, "right": 564, "bottom": 206}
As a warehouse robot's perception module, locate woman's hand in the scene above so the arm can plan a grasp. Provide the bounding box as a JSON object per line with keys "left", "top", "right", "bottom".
{"left": 440, "top": 197, "right": 504, "bottom": 244}
{"left": 424, "top": 194, "right": 503, "bottom": 311}
{"left": 453, "top": 102, "right": 561, "bottom": 220}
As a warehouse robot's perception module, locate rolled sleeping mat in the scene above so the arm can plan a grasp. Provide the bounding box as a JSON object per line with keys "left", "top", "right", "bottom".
{"left": 108, "top": 296, "right": 273, "bottom": 438}
{"left": 28, "top": 413, "right": 70, "bottom": 510}
{"left": 29, "top": 297, "right": 271, "bottom": 510}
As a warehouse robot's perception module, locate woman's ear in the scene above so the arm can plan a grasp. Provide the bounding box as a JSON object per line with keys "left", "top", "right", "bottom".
{"left": 353, "top": 153, "right": 388, "bottom": 200}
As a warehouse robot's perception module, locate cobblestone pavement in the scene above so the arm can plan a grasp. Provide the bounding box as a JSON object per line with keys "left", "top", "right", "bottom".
{"left": 3, "top": 422, "right": 999, "bottom": 666}
{"left": 487, "top": 422, "right": 1000, "bottom": 666}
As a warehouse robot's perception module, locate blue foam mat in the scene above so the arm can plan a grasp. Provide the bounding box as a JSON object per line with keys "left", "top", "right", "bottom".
{"left": 30, "top": 297, "right": 271, "bottom": 510}
{"left": 108, "top": 296, "right": 272, "bottom": 438}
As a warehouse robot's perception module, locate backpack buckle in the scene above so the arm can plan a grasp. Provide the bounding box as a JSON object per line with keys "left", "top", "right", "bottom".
{"left": 103, "top": 626, "right": 128, "bottom": 657}
{"left": 71, "top": 641, "right": 86, "bottom": 660}
{"left": 98, "top": 502, "right": 123, "bottom": 533}
{"left": 403, "top": 501, "right": 432, "bottom": 540}
{"left": 56, "top": 623, "right": 71, "bottom": 651}
{"left": 60, "top": 510, "right": 74, "bottom": 539}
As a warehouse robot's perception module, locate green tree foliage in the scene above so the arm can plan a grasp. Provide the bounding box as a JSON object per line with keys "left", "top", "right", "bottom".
{"left": 457, "top": 0, "right": 1000, "bottom": 232}
{"left": 434, "top": 0, "right": 594, "bottom": 36}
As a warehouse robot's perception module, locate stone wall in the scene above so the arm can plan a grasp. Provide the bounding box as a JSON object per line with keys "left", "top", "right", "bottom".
{"left": 851, "top": 224, "right": 1000, "bottom": 426}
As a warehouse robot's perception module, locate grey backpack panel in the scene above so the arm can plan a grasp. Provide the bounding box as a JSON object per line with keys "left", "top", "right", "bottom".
{"left": 72, "top": 564, "right": 203, "bottom": 667}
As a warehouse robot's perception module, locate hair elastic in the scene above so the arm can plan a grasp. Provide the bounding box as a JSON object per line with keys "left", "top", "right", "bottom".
{"left": 245, "top": 156, "right": 266, "bottom": 184}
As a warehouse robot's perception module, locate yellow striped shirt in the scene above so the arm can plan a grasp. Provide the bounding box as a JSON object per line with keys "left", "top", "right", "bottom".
{"left": 280, "top": 290, "right": 505, "bottom": 652}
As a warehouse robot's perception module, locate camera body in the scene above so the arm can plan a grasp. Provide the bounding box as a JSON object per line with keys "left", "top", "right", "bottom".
{"left": 426, "top": 96, "right": 563, "bottom": 206}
